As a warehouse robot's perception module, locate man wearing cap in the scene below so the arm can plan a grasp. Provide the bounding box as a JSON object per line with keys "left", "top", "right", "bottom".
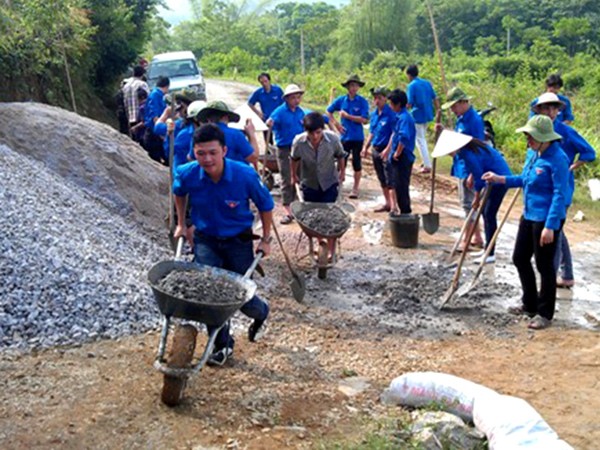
{"left": 327, "top": 75, "right": 370, "bottom": 199}
{"left": 362, "top": 86, "right": 396, "bottom": 212}
{"left": 406, "top": 65, "right": 441, "bottom": 173}
{"left": 266, "top": 84, "right": 306, "bottom": 224}
{"left": 483, "top": 115, "right": 569, "bottom": 330}
{"left": 187, "top": 101, "right": 259, "bottom": 167}
{"left": 439, "top": 86, "right": 485, "bottom": 250}
{"left": 248, "top": 73, "right": 284, "bottom": 144}
{"left": 173, "top": 124, "right": 273, "bottom": 365}
{"left": 144, "top": 75, "right": 170, "bottom": 163}
{"left": 532, "top": 92, "right": 596, "bottom": 288}
{"left": 530, "top": 74, "right": 574, "bottom": 124}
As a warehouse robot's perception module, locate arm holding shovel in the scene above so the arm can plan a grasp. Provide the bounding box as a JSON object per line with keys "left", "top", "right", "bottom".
{"left": 256, "top": 210, "right": 272, "bottom": 257}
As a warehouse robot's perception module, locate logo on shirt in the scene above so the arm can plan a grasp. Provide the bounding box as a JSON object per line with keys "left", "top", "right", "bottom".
{"left": 225, "top": 200, "right": 240, "bottom": 208}
{"left": 535, "top": 168, "right": 544, "bottom": 175}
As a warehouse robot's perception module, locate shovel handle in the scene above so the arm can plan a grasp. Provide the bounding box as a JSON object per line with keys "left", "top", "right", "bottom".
{"left": 449, "top": 205, "right": 476, "bottom": 260}
{"left": 429, "top": 158, "right": 437, "bottom": 213}
{"left": 272, "top": 220, "right": 295, "bottom": 273}
{"left": 242, "top": 251, "right": 263, "bottom": 280}
{"left": 470, "top": 188, "right": 521, "bottom": 286}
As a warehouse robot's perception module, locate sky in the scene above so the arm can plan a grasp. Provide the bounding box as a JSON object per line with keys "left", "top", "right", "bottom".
{"left": 159, "top": 0, "right": 349, "bottom": 26}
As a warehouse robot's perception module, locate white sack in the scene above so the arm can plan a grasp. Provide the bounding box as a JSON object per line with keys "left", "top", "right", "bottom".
{"left": 229, "top": 104, "right": 269, "bottom": 132}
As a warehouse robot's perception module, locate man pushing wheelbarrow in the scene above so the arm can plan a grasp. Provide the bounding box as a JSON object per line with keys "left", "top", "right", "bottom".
{"left": 173, "top": 124, "right": 274, "bottom": 367}
{"left": 290, "top": 112, "right": 351, "bottom": 278}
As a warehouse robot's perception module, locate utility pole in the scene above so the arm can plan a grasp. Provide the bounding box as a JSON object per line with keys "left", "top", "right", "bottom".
{"left": 507, "top": 27, "right": 511, "bottom": 56}
{"left": 300, "top": 29, "right": 306, "bottom": 75}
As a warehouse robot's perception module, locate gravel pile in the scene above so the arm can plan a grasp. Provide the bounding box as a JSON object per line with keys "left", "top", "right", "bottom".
{"left": 296, "top": 207, "right": 350, "bottom": 235}
{"left": 0, "top": 144, "right": 170, "bottom": 351}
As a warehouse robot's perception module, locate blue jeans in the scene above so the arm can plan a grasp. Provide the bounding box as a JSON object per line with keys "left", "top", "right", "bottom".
{"left": 553, "top": 230, "right": 574, "bottom": 281}
{"left": 193, "top": 233, "right": 269, "bottom": 351}
{"left": 482, "top": 184, "right": 508, "bottom": 256}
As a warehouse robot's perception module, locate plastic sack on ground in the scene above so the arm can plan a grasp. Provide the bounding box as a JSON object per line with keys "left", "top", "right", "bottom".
{"left": 473, "top": 394, "right": 574, "bottom": 450}
{"left": 381, "top": 371, "right": 498, "bottom": 422}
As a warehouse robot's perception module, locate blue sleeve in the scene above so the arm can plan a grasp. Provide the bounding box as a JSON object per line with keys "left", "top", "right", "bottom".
{"left": 248, "top": 89, "right": 260, "bottom": 105}
{"left": 174, "top": 128, "right": 192, "bottom": 167}
{"left": 561, "top": 96, "right": 574, "bottom": 122}
{"left": 248, "top": 170, "right": 275, "bottom": 212}
{"left": 233, "top": 131, "right": 254, "bottom": 160}
{"left": 460, "top": 150, "right": 485, "bottom": 191}
{"left": 504, "top": 176, "right": 524, "bottom": 189}
{"left": 570, "top": 129, "right": 596, "bottom": 163}
{"left": 397, "top": 116, "right": 411, "bottom": 148}
{"left": 154, "top": 122, "right": 167, "bottom": 137}
{"left": 173, "top": 164, "right": 189, "bottom": 197}
{"left": 407, "top": 83, "right": 415, "bottom": 105}
{"left": 327, "top": 96, "right": 343, "bottom": 113}
{"left": 369, "top": 112, "right": 376, "bottom": 133}
{"left": 360, "top": 97, "right": 369, "bottom": 118}
{"left": 546, "top": 159, "right": 569, "bottom": 230}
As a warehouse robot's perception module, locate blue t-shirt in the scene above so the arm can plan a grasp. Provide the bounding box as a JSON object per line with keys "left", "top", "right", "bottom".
{"left": 269, "top": 103, "right": 306, "bottom": 147}
{"left": 369, "top": 104, "right": 397, "bottom": 148}
{"left": 530, "top": 94, "right": 574, "bottom": 123}
{"left": 554, "top": 120, "right": 596, "bottom": 206}
{"left": 154, "top": 118, "right": 185, "bottom": 162}
{"left": 173, "top": 159, "right": 274, "bottom": 238}
{"left": 173, "top": 123, "right": 194, "bottom": 169}
{"left": 327, "top": 94, "right": 369, "bottom": 142}
{"left": 145, "top": 87, "right": 166, "bottom": 129}
{"left": 248, "top": 85, "right": 284, "bottom": 119}
{"left": 389, "top": 108, "right": 416, "bottom": 164}
{"left": 187, "top": 122, "right": 254, "bottom": 164}
{"left": 451, "top": 106, "right": 485, "bottom": 179}
{"left": 504, "top": 142, "right": 569, "bottom": 230}
{"left": 458, "top": 145, "right": 512, "bottom": 192}
{"left": 406, "top": 77, "right": 437, "bottom": 124}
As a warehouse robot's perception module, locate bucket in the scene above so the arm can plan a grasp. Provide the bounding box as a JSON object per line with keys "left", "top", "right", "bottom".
{"left": 389, "top": 214, "right": 420, "bottom": 248}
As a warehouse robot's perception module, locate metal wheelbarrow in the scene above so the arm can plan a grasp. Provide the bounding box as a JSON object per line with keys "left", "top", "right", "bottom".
{"left": 291, "top": 200, "right": 351, "bottom": 280}
{"left": 147, "top": 241, "right": 261, "bottom": 406}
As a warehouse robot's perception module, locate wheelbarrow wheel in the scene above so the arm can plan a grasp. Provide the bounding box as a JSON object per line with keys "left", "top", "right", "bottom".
{"left": 262, "top": 171, "right": 275, "bottom": 192}
{"left": 161, "top": 324, "right": 197, "bottom": 407}
{"left": 317, "top": 241, "right": 328, "bottom": 280}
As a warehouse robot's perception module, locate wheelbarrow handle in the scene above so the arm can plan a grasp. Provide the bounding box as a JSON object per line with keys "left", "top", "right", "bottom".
{"left": 243, "top": 251, "right": 263, "bottom": 280}
{"left": 175, "top": 236, "right": 185, "bottom": 259}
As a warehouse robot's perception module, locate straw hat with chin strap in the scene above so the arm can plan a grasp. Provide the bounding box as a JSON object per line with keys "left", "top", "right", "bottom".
{"left": 432, "top": 130, "right": 474, "bottom": 158}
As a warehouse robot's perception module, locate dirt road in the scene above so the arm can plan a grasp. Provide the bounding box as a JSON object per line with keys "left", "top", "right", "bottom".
{"left": 1, "top": 79, "right": 599, "bottom": 450}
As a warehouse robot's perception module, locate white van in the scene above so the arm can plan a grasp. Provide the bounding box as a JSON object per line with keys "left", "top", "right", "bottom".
{"left": 147, "top": 51, "right": 206, "bottom": 100}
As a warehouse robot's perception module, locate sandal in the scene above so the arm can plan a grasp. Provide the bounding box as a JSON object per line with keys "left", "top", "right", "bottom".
{"left": 528, "top": 315, "right": 551, "bottom": 330}
{"left": 280, "top": 215, "right": 294, "bottom": 225}
{"left": 374, "top": 205, "right": 391, "bottom": 213}
{"left": 349, "top": 190, "right": 359, "bottom": 199}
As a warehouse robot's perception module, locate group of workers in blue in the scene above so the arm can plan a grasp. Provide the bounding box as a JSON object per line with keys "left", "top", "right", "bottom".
{"left": 151, "top": 66, "right": 594, "bottom": 365}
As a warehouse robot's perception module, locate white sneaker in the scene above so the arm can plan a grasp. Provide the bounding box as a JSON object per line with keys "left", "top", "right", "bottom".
{"left": 473, "top": 254, "right": 495, "bottom": 265}
{"left": 471, "top": 249, "right": 486, "bottom": 258}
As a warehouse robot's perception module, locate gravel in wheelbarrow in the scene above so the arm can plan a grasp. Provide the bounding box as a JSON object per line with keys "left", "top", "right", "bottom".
{"left": 295, "top": 206, "right": 351, "bottom": 236}
{"left": 148, "top": 261, "right": 257, "bottom": 326}
{"left": 157, "top": 269, "right": 246, "bottom": 305}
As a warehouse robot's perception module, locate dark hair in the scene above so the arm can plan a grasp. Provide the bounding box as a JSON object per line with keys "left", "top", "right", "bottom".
{"left": 303, "top": 112, "right": 325, "bottom": 132}
{"left": 156, "top": 76, "right": 170, "bottom": 88}
{"left": 193, "top": 123, "right": 226, "bottom": 147}
{"left": 136, "top": 87, "right": 148, "bottom": 101}
{"left": 258, "top": 72, "right": 271, "bottom": 82}
{"left": 546, "top": 74, "right": 563, "bottom": 89}
{"left": 387, "top": 89, "right": 408, "bottom": 108}
{"left": 133, "top": 65, "right": 145, "bottom": 78}
{"left": 464, "top": 138, "right": 490, "bottom": 154}
{"left": 406, "top": 65, "right": 419, "bottom": 77}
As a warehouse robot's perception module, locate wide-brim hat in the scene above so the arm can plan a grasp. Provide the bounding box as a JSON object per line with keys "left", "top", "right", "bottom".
{"left": 516, "top": 115, "right": 562, "bottom": 143}
{"left": 197, "top": 100, "right": 240, "bottom": 123}
{"left": 175, "top": 88, "right": 201, "bottom": 105}
{"left": 283, "top": 84, "right": 305, "bottom": 98}
{"left": 441, "top": 87, "right": 471, "bottom": 110}
{"left": 370, "top": 85, "right": 389, "bottom": 96}
{"left": 187, "top": 100, "right": 208, "bottom": 119}
{"left": 432, "top": 130, "right": 473, "bottom": 158}
{"left": 341, "top": 74, "right": 366, "bottom": 88}
{"left": 532, "top": 92, "right": 565, "bottom": 113}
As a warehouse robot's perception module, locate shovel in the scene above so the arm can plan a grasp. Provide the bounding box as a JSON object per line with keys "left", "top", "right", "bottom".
{"left": 439, "top": 184, "right": 491, "bottom": 309}
{"left": 460, "top": 188, "right": 521, "bottom": 295}
{"left": 422, "top": 158, "right": 440, "bottom": 234}
{"left": 272, "top": 220, "right": 306, "bottom": 303}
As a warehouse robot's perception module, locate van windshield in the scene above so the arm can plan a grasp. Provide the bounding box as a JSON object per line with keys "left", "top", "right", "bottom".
{"left": 148, "top": 59, "right": 199, "bottom": 79}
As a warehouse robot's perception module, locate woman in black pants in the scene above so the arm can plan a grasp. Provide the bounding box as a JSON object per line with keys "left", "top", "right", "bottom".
{"left": 482, "top": 115, "right": 569, "bottom": 330}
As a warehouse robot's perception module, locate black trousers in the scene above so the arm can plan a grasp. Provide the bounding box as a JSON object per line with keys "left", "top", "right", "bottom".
{"left": 512, "top": 217, "right": 564, "bottom": 320}
{"left": 390, "top": 153, "right": 413, "bottom": 214}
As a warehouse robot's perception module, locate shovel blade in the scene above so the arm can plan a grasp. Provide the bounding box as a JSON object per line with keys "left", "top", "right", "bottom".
{"left": 290, "top": 272, "right": 306, "bottom": 303}
{"left": 438, "top": 283, "right": 458, "bottom": 310}
{"left": 422, "top": 212, "right": 440, "bottom": 235}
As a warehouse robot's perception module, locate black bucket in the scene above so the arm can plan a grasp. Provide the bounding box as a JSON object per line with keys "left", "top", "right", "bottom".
{"left": 389, "top": 214, "right": 420, "bottom": 248}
